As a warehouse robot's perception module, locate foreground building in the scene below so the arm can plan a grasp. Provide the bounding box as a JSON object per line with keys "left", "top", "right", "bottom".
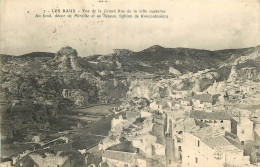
{"left": 182, "top": 127, "right": 251, "bottom": 167}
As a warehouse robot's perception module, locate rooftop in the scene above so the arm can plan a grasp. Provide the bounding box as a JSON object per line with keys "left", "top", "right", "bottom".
{"left": 107, "top": 141, "right": 137, "bottom": 153}
{"left": 173, "top": 118, "right": 197, "bottom": 132}
{"left": 126, "top": 111, "right": 141, "bottom": 120}
{"left": 190, "top": 126, "right": 214, "bottom": 140}
{"left": 193, "top": 94, "right": 212, "bottom": 102}
{"left": 189, "top": 127, "right": 240, "bottom": 150}
{"left": 102, "top": 150, "right": 137, "bottom": 163}
{"left": 190, "top": 110, "right": 230, "bottom": 120}
{"left": 204, "top": 136, "right": 230, "bottom": 149}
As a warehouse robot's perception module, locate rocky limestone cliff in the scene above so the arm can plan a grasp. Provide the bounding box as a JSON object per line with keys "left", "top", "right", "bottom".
{"left": 55, "top": 46, "right": 83, "bottom": 71}
{"left": 126, "top": 79, "right": 156, "bottom": 100}
{"left": 204, "top": 81, "right": 226, "bottom": 94}
{"left": 227, "top": 66, "right": 238, "bottom": 82}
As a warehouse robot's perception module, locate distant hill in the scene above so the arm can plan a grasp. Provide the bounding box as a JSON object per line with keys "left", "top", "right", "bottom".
{"left": 1, "top": 45, "right": 259, "bottom": 76}
{"left": 110, "top": 45, "right": 259, "bottom": 74}
{"left": 0, "top": 52, "right": 55, "bottom": 65}
{"left": 19, "top": 52, "right": 55, "bottom": 58}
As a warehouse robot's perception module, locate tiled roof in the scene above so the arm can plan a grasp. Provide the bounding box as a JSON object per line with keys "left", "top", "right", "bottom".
{"left": 191, "top": 126, "right": 214, "bottom": 140}
{"left": 189, "top": 127, "right": 236, "bottom": 150}
{"left": 204, "top": 136, "right": 230, "bottom": 149}
{"left": 103, "top": 150, "right": 137, "bottom": 163}
{"left": 107, "top": 141, "right": 137, "bottom": 153}
{"left": 126, "top": 111, "right": 140, "bottom": 119}
{"left": 174, "top": 118, "right": 197, "bottom": 131}
{"left": 193, "top": 94, "right": 212, "bottom": 102}
{"left": 190, "top": 110, "right": 230, "bottom": 120}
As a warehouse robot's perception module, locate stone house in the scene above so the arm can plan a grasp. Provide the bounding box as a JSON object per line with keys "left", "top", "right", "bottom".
{"left": 190, "top": 110, "right": 231, "bottom": 133}
{"left": 132, "top": 133, "right": 157, "bottom": 157}
{"left": 102, "top": 150, "right": 146, "bottom": 167}
{"left": 181, "top": 127, "right": 251, "bottom": 167}
{"left": 231, "top": 117, "right": 255, "bottom": 144}
{"left": 31, "top": 133, "right": 46, "bottom": 143}
{"left": 29, "top": 151, "right": 71, "bottom": 167}
{"left": 131, "top": 133, "right": 165, "bottom": 157}
{"left": 192, "top": 94, "right": 213, "bottom": 112}
{"left": 169, "top": 90, "right": 189, "bottom": 99}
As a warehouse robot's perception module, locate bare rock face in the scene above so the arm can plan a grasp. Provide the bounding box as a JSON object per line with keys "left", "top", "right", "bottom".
{"left": 204, "top": 81, "right": 226, "bottom": 94}
{"left": 239, "top": 67, "right": 257, "bottom": 80}
{"left": 127, "top": 80, "right": 154, "bottom": 100}
{"left": 169, "top": 67, "right": 181, "bottom": 76}
{"left": 227, "top": 66, "right": 238, "bottom": 82}
{"left": 55, "top": 46, "right": 82, "bottom": 71}
{"left": 55, "top": 46, "right": 78, "bottom": 58}
{"left": 113, "top": 49, "right": 133, "bottom": 56}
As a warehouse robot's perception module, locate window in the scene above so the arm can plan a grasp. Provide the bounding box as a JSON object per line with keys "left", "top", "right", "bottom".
{"left": 178, "top": 146, "right": 182, "bottom": 151}
{"left": 197, "top": 140, "right": 200, "bottom": 147}
{"left": 220, "top": 120, "right": 223, "bottom": 123}
{"left": 241, "top": 129, "right": 245, "bottom": 134}
{"left": 169, "top": 160, "right": 171, "bottom": 164}
{"left": 195, "top": 157, "right": 198, "bottom": 163}
{"left": 177, "top": 138, "right": 182, "bottom": 143}
{"left": 241, "top": 141, "right": 244, "bottom": 145}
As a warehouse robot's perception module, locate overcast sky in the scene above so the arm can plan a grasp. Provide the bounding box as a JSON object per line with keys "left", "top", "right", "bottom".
{"left": 1, "top": 0, "right": 259, "bottom": 57}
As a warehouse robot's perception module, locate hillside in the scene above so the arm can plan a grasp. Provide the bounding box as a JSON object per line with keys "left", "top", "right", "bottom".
{"left": 108, "top": 45, "right": 258, "bottom": 75}
{"left": 1, "top": 45, "right": 259, "bottom": 106}
{"left": 1, "top": 45, "right": 260, "bottom": 163}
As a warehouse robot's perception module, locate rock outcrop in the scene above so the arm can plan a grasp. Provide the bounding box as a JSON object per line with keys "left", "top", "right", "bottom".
{"left": 55, "top": 46, "right": 82, "bottom": 71}
{"left": 169, "top": 67, "right": 181, "bottom": 76}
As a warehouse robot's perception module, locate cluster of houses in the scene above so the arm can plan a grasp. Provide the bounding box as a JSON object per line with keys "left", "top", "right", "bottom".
{"left": 97, "top": 98, "right": 167, "bottom": 167}
{"left": 96, "top": 73, "right": 260, "bottom": 167}
{"left": 2, "top": 66, "right": 259, "bottom": 167}
{"left": 0, "top": 135, "right": 78, "bottom": 167}
{"left": 164, "top": 109, "right": 257, "bottom": 167}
